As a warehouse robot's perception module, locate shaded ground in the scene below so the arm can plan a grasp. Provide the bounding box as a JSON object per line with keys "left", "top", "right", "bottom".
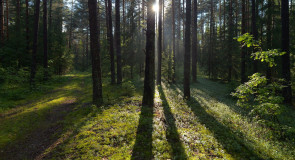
{"left": 1, "top": 74, "right": 295, "bottom": 159}
{"left": 1, "top": 99, "right": 76, "bottom": 160}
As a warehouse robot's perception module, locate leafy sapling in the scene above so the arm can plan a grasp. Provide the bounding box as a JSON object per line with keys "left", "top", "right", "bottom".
{"left": 232, "top": 33, "right": 286, "bottom": 124}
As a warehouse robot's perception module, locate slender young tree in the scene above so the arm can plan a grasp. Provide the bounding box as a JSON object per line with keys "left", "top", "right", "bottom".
{"left": 43, "top": 0, "right": 48, "bottom": 80}
{"left": 266, "top": 0, "right": 273, "bottom": 81}
{"left": 115, "top": 0, "right": 122, "bottom": 84}
{"left": 5, "top": 0, "right": 8, "bottom": 39}
{"left": 0, "top": 0, "right": 3, "bottom": 42}
{"left": 26, "top": 0, "right": 29, "bottom": 52}
{"left": 88, "top": 0, "right": 103, "bottom": 106}
{"left": 30, "top": 0, "right": 41, "bottom": 86}
{"left": 184, "top": 0, "right": 191, "bottom": 99}
{"left": 281, "top": 0, "right": 292, "bottom": 103}
{"left": 227, "top": 0, "right": 233, "bottom": 82}
{"left": 105, "top": 0, "right": 115, "bottom": 84}
{"left": 172, "top": 0, "right": 176, "bottom": 83}
{"left": 241, "top": 0, "right": 246, "bottom": 83}
{"left": 157, "top": 0, "right": 162, "bottom": 85}
{"left": 142, "top": 0, "right": 155, "bottom": 106}
{"left": 251, "top": 0, "right": 258, "bottom": 73}
{"left": 192, "top": 0, "right": 197, "bottom": 82}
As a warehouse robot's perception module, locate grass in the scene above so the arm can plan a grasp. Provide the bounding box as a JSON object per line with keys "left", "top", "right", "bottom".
{"left": 1, "top": 73, "right": 295, "bottom": 159}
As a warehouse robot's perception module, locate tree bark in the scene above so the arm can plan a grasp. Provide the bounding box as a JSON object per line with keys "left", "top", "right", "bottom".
{"left": 281, "top": 0, "right": 292, "bottom": 103}
{"left": 43, "top": 0, "right": 48, "bottom": 80}
{"left": 5, "top": 0, "right": 8, "bottom": 39}
{"left": 228, "top": 0, "right": 233, "bottom": 82}
{"left": 105, "top": 0, "right": 116, "bottom": 84}
{"left": 142, "top": 0, "right": 155, "bottom": 106}
{"left": 266, "top": 0, "right": 273, "bottom": 81}
{"left": 241, "top": 0, "right": 246, "bottom": 83}
{"left": 30, "top": 0, "right": 41, "bottom": 86}
{"left": 115, "top": 0, "right": 122, "bottom": 84}
{"left": 172, "top": 0, "right": 176, "bottom": 83}
{"left": 251, "top": 0, "right": 258, "bottom": 73}
{"left": 192, "top": 0, "right": 197, "bottom": 82}
{"left": 26, "top": 0, "right": 29, "bottom": 53}
{"left": 184, "top": 0, "right": 191, "bottom": 99}
{"left": 157, "top": 0, "right": 162, "bottom": 85}
{"left": 0, "top": 0, "right": 3, "bottom": 42}
{"left": 69, "top": 0, "right": 73, "bottom": 49}
{"left": 88, "top": 0, "right": 103, "bottom": 106}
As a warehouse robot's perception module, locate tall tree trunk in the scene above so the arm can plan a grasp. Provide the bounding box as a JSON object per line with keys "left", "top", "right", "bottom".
{"left": 69, "top": 0, "right": 73, "bottom": 49}
{"left": 172, "top": 0, "right": 176, "bottom": 83}
{"left": 209, "top": 0, "right": 213, "bottom": 78}
{"left": 0, "top": 0, "right": 3, "bottom": 42}
{"left": 105, "top": 0, "right": 115, "bottom": 84}
{"left": 43, "top": 0, "right": 48, "bottom": 80}
{"left": 115, "top": 0, "right": 122, "bottom": 84}
{"left": 192, "top": 0, "right": 197, "bottom": 82}
{"left": 281, "top": 0, "right": 292, "bottom": 103}
{"left": 157, "top": 0, "right": 162, "bottom": 85}
{"left": 142, "top": 0, "right": 155, "bottom": 106}
{"left": 251, "top": 0, "right": 258, "bottom": 73}
{"left": 86, "top": 27, "right": 89, "bottom": 67}
{"left": 266, "top": 0, "right": 273, "bottom": 81}
{"left": 88, "top": 0, "right": 103, "bottom": 106}
{"left": 26, "top": 0, "right": 29, "bottom": 53}
{"left": 16, "top": 0, "right": 21, "bottom": 67}
{"left": 5, "top": 0, "right": 8, "bottom": 39}
{"left": 16, "top": 0, "right": 20, "bottom": 32}
{"left": 228, "top": 0, "right": 233, "bottom": 82}
{"left": 30, "top": 0, "right": 41, "bottom": 86}
{"left": 184, "top": 0, "right": 191, "bottom": 99}
{"left": 241, "top": 0, "right": 246, "bottom": 83}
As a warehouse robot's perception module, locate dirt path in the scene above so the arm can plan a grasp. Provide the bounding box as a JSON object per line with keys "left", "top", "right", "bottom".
{"left": 1, "top": 98, "right": 76, "bottom": 160}
{"left": 0, "top": 76, "right": 86, "bottom": 160}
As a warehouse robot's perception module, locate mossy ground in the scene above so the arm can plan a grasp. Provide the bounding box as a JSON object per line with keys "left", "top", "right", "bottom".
{"left": 1, "top": 73, "right": 295, "bottom": 159}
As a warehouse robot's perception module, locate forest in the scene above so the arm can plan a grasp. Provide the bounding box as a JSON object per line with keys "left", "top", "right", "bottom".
{"left": 0, "top": 0, "right": 295, "bottom": 159}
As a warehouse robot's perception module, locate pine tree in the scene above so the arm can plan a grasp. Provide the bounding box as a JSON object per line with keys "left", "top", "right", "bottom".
{"left": 281, "top": 0, "right": 292, "bottom": 103}
{"left": 88, "top": 0, "right": 103, "bottom": 106}
{"left": 192, "top": 0, "right": 197, "bottom": 82}
{"left": 142, "top": 0, "right": 155, "bottom": 106}
{"left": 184, "top": 0, "right": 191, "bottom": 99}
{"left": 157, "top": 0, "right": 163, "bottom": 85}
{"left": 30, "top": 0, "right": 41, "bottom": 86}
{"left": 106, "top": 0, "right": 115, "bottom": 84}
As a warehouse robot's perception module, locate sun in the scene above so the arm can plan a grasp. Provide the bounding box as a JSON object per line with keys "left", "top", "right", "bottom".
{"left": 153, "top": 3, "right": 159, "bottom": 13}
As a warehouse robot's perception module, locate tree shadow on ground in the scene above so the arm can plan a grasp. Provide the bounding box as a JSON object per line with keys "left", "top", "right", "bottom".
{"left": 158, "top": 85, "right": 188, "bottom": 159}
{"left": 131, "top": 105, "right": 154, "bottom": 160}
{"left": 169, "top": 84, "right": 266, "bottom": 159}
{"left": 186, "top": 97, "right": 264, "bottom": 159}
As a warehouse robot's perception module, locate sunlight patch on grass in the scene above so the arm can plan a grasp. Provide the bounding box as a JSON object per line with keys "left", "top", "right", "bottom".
{"left": 50, "top": 104, "right": 141, "bottom": 159}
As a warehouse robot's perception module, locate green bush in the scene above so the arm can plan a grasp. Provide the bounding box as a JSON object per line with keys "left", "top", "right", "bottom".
{"left": 232, "top": 33, "right": 286, "bottom": 124}
{"left": 232, "top": 73, "right": 284, "bottom": 120}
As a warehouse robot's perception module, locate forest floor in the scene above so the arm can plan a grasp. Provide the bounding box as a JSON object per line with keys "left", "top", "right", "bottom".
{"left": 0, "top": 73, "right": 295, "bottom": 160}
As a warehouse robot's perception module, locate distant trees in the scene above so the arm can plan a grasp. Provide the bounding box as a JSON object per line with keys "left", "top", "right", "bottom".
{"left": 142, "top": 0, "right": 155, "bottom": 106}
{"left": 88, "top": 0, "right": 103, "bottom": 106}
